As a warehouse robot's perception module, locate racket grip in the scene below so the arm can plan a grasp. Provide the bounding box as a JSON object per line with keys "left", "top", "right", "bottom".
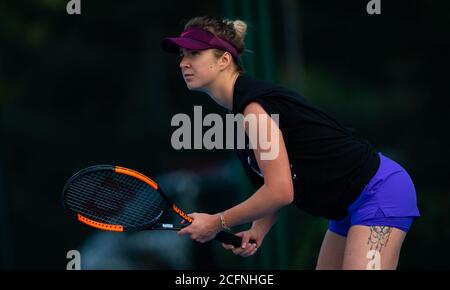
{"left": 215, "top": 231, "right": 257, "bottom": 248}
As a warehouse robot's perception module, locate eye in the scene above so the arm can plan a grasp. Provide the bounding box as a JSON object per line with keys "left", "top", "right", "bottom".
{"left": 179, "top": 50, "right": 200, "bottom": 58}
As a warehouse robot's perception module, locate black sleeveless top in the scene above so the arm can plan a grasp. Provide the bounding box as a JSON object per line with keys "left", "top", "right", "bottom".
{"left": 232, "top": 75, "right": 380, "bottom": 220}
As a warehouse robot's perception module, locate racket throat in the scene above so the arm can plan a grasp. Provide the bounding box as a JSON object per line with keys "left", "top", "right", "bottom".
{"left": 172, "top": 204, "right": 193, "bottom": 223}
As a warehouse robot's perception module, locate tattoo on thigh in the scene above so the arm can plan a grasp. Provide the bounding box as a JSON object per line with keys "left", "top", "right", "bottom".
{"left": 367, "top": 226, "right": 392, "bottom": 253}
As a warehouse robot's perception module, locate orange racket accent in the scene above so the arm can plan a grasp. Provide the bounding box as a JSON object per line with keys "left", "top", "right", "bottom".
{"left": 172, "top": 204, "right": 193, "bottom": 223}
{"left": 78, "top": 214, "right": 124, "bottom": 232}
{"left": 115, "top": 166, "right": 158, "bottom": 190}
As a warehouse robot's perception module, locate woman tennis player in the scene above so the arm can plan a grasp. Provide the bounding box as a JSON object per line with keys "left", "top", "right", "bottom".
{"left": 161, "top": 16, "right": 420, "bottom": 269}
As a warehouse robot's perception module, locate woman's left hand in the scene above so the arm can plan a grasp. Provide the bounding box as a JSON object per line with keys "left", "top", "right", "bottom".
{"left": 177, "top": 212, "right": 221, "bottom": 243}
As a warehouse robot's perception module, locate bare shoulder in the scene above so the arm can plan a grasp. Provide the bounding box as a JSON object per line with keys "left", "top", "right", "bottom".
{"left": 243, "top": 101, "right": 268, "bottom": 115}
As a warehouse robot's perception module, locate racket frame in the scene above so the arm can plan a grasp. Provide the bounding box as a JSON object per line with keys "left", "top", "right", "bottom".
{"left": 62, "top": 165, "right": 252, "bottom": 247}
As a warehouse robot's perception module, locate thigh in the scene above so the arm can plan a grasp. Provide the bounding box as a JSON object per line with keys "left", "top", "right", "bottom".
{"left": 342, "top": 225, "right": 406, "bottom": 270}
{"left": 316, "top": 230, "right": 347, "bottom": 270}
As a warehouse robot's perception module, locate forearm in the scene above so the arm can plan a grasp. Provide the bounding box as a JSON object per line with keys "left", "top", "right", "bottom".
{"left": 221, "top": 184, "right": 291, "bottom": 229}
{"left": 252, "top": 211, "right": 279, "bottom": 236}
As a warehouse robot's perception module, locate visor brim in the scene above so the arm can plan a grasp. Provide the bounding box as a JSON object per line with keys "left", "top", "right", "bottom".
{"left": 161, "top": 37, "right": 212, "bottom": 53}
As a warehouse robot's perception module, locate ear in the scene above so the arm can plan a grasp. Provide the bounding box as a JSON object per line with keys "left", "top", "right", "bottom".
{"left": 218, "top": 52, "right": 233, "bottom": 70}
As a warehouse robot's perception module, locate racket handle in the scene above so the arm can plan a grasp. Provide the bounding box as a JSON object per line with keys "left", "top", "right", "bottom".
{"left": 215, "top": 231, "right": 257, "bottom": 248}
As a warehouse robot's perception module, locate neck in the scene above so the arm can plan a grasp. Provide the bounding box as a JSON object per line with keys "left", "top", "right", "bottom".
{"left": 204, "top": 71, "right": 240, "bottom": 111}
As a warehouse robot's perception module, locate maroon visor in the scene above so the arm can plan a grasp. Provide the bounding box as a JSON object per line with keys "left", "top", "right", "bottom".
{"left": 161, "top": 27, "right": 239, "bottom": 61}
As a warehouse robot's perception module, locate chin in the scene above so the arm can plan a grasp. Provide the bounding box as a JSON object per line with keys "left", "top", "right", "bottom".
{"left": 185, "top": 83, "right": 196, "bottom": 91}
{"left": 185, "top": 82, "right": 203, "bottom": 92}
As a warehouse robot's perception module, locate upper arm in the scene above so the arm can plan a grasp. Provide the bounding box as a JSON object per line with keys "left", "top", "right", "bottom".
{"left": 242, "top": 102, "right": 294, "bottom": 201}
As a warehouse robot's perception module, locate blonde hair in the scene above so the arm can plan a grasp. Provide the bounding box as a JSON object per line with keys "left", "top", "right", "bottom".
{"left": 184, "top": 16, "right": 248, "bottom": 72}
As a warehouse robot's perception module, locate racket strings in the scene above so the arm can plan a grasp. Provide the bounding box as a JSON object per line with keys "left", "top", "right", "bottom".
{"left": 66, "top": 176, "right": 163, "bottom": 227}
{"left": 114, "top": 173, "right": 167, "bottom": 218}
{"left": 112, "top": 174, "right": 167, "bottom": 225}
{"left": 66, "top": 185, "right": 153, "bottom": 227}
{"left": 65, "top": 189, "right": 153, "bottom": 226}
{"left": 64, "top": 171, "right": 165, "bottom": 228}
{"left": 67, "top": 175, "right": 155, "bottom": 221}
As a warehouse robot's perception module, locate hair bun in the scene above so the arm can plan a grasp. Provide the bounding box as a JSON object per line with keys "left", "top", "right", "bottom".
{"left": 233, "top": 20, "right": 247, "bottom": 39}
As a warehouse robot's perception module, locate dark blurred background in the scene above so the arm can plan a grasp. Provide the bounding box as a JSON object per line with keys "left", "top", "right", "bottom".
{"left": 0, "top": 0, "right": 449, "bottom": 270}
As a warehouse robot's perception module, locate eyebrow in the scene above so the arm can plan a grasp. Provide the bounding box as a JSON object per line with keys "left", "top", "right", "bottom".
{"left": 180, "top": 49, "right": 202, "bottom": 55}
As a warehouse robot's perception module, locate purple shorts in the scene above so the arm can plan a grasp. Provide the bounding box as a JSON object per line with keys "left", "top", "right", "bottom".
{"left": 328, "top": 152, "right": 421, "bottom": 237}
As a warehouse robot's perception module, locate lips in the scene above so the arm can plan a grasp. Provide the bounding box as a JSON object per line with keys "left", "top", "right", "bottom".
{"left": 183, "top": 73, "right": 194, "bottom": 82}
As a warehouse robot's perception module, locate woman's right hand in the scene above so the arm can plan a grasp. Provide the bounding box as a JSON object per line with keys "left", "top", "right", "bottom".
{"left": 221, "top": 226, "right": 266, "bottom": 257}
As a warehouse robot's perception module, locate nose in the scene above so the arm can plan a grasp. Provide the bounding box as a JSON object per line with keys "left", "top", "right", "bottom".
{"left": 179, "top": 56, "right": 190, "bottom": 69}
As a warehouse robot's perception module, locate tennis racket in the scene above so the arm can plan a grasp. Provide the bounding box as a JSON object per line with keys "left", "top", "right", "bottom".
{"left": 62, "top": 165, "right": 251, "bottom": 248}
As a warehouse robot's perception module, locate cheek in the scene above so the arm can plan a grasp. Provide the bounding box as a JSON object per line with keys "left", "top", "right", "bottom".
{"left": 197, "top": 63, "right": 217, "bottom": 78}
{"left": 203, "top": 57, "right": 218, "bottom": 71}
{"left": 207, "top": 63, "right": 220, "bottom": 75}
